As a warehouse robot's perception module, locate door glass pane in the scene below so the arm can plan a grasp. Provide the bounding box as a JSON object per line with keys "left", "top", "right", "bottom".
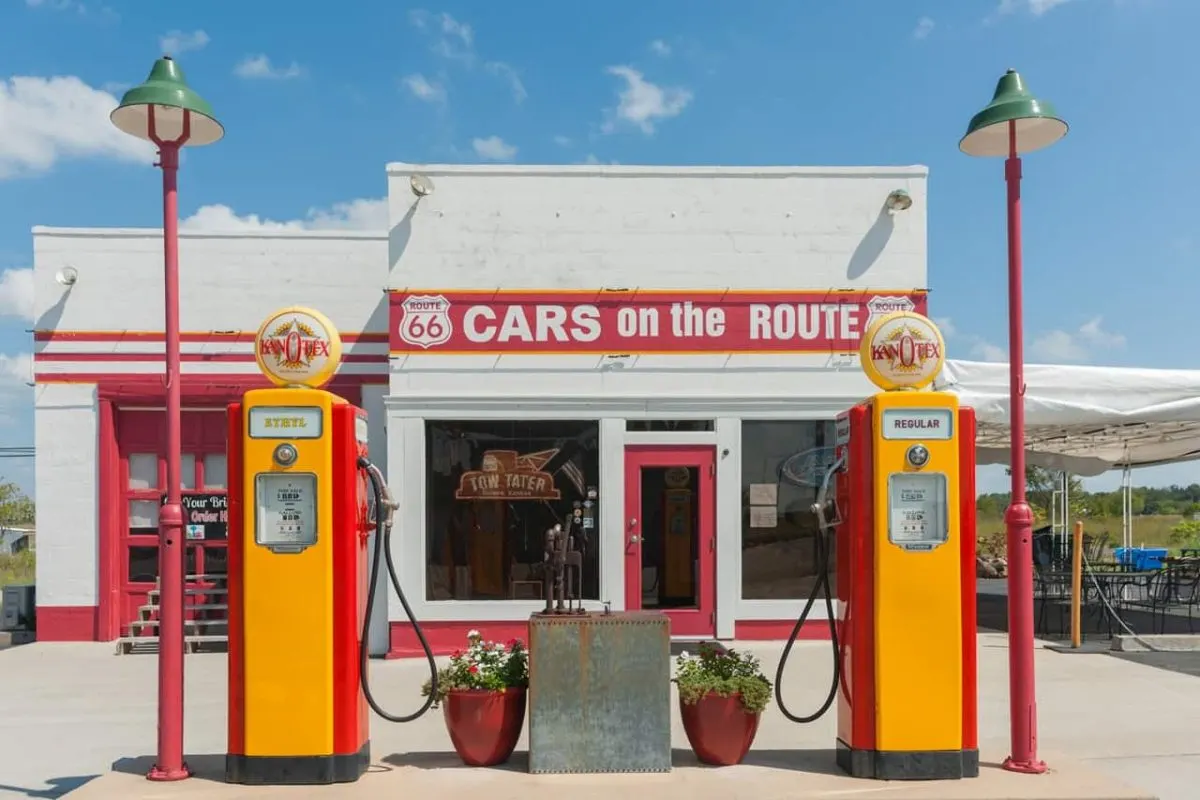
{"left": 128, "top": 453, "right": 158, "bottom": 490}
{"left": 203, "top": 453, "right": 228, "bottom": 490}
{"left": 128, "top": 546, "right": 158, "bottom": 583}
{"left": 202, "top": 546, "right": 228, "bottom": 577}
{"left": 181, "top": 453, "right": 196, "bottom": 490}
{"left": 129, "top": 500, "right": 159, "bottom": 534}
{"left": 640, "top": 466, "right": 699, "bottom": 609}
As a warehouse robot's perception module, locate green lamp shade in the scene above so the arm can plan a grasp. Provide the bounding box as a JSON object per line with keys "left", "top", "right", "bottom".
{"left": 960, "top": 69, "right": 1067, "bottom": 158}
{"left": 110, "top": 56, "right": 224, "bottom": 147}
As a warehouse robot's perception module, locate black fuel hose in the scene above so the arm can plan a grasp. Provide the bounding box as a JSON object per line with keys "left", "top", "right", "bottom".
{"left": 774, "top": 461, "right": 844, "bottom": 724}
{"left": 357, "top": 456, "right": 439, "bottom": 722}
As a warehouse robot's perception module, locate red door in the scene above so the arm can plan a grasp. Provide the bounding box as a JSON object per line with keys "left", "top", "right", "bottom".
{"left": 116, "top": 409, "right": 229, "bottom": 636}
{"left": 623, "top": 445, "right": 716, "bottom": 638}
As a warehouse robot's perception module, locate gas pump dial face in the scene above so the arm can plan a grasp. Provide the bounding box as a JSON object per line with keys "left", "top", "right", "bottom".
{"left": 887, "top": 471, "right": 949, "bottom": 551}
{"left": 255, "top": 472, "right": 319, "bottom": 553}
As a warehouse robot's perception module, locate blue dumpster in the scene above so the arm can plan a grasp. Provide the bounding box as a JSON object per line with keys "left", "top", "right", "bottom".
{"left": 1113, "top": 547, "right": 1168, "bottom": 570}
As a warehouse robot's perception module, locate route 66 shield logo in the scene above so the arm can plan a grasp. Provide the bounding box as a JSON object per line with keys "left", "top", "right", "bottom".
{"left": 397, "top": 294, "right": 453, "bottom": 350}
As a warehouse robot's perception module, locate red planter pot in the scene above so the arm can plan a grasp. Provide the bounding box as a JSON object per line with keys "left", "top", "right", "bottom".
{"left": 679, "top": 692, "right": 761, "bottom": 766}
{"left": 442, "top": 687, "right": 527, "bottom": 767}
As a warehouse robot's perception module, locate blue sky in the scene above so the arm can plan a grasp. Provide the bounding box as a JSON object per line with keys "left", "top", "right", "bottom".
{"left": 0, "top": 0, "right": 1194, "bottom": 498}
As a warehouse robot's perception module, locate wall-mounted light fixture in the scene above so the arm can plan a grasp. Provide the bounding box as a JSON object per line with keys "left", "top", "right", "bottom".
{"left": 885, "top": 189, "right": 913, "bottom": 213}
{"left": 55, "top": 266, "right": 79, "bottom": 286}
{"left": 410, "top": 174, "right": 435, "bottom": 197}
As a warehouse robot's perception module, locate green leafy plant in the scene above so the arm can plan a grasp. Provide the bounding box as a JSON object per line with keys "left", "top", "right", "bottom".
{"left": 420, "top": 630, "right": 529, "bottom": 708}
{"left": 1169, "top": 519, "right": 1200, "bottom": 549}
{"left": 673, "top": 642, "right": 772, "bottom": 714}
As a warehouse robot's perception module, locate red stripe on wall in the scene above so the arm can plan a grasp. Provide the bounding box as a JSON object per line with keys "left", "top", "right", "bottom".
{"left": 38, "top": 375, "right": 387, "bottom": 399}
{"left": 36, "top": 606, "right": 98, "bottom": 641}
{"left": 34, "top": 352, "right": 385, "bottom": 363}
{"left": 34, "top": 331, "right": 389, "bottom": 343}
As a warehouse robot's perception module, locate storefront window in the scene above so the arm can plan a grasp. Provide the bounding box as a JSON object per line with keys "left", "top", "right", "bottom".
{"left": 741, "top": 420, "right": 837, "bottom": 599}
{"left": 424, "top": 420, "right": 601, "bottom": 602}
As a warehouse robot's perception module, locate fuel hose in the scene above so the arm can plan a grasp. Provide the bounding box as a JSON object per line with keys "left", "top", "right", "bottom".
{"left": 774, "top": 455, "right": 844, "bottom": 724}
{"left": 357, "top": 456, "right": 439, "bottom": 723}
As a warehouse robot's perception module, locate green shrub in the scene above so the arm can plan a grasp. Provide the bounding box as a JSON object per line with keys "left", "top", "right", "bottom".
{"left": 673, "top": 642, "right": 772, "bottom": 714}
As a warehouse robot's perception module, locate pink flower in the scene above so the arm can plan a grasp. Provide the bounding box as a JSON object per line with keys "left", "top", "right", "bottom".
{"left": 468, "top": 665, "right": 478, "bottom": 674}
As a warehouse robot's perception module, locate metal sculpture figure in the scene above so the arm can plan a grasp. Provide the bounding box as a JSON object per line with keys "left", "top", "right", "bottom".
{"left": 542, "top": 522, "right": 587, "bottom": 615}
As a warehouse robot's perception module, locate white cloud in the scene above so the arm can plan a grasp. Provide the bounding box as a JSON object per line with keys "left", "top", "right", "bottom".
{"left": 971, "top": 340, "right": 1009, "bottom": 362}
{"left": 945, "top": 315, "right": 1126, "bottom": 365}
{"left": 0, "top": 269, "right": 35, "bottom": 322}
{"left": 938, "top": 316, "right": 1006, "bottom": 362}
{"left": 409, "top": 9, "right": 525, "bottom": 103}
{"left": 159, "top": 29, "right": 209, "bottom": 55}
{"left": 1030, "top": 316, "right": 1126, "bottom": 363}
{"left": 602, "top": 66, "right": 692, "bottom": 135}
{"left": 233, "top": 55, "right": 304, "bottom": 80}
{"left": 581, "top": 154, "right": 619, "bottom": 165}
{"left": 553, "top": 135, "right": 572, "bottom": 147}
{"left": 403, "top": 73, "right": 446, "bottom": 103}
{"left": 649, "top": 39, "right": 672, "bottom": 57}
{"left": 472, "top": 136, "right": 517, "bottom": 162}
{"left": 913, "top": 16, "right": 935, "bottom": 39}
{"left": 0, "top": 353, "right": 32, "bottom": 386}
{"left": 992, "top": 0, "right": 1077, "bottom": 18}
{"left": 484, "top": 61, "right": 526, "bottom": 104}
{"left": 181, "top": 197, "right": 388, "bottom": 232}
{"left": 0, "top": 75, "right": 155, "bottom": 179}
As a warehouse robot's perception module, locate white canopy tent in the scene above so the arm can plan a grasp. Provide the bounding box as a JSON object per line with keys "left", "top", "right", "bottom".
{"left": 935, "top": 359, "right": 1200, "bottom": 550}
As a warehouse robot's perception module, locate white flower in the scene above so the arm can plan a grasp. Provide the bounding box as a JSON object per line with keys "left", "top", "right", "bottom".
{"left": 679, "top": 650, "right": 690, "bottom": 660}
{"left": 467, "top": 629, "right": 481, "bottom": 639}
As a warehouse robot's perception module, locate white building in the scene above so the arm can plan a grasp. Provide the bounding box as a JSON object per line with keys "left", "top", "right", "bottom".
{"left": 32, "top": 163, "right": 928, "bottom": 653}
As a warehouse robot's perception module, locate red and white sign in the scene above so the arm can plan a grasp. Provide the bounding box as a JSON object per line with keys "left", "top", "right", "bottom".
{"left": 389, "top": 290, "right": 927, "bottom": 354}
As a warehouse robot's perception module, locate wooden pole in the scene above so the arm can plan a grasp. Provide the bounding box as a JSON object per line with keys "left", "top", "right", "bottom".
{"left": 1070, "top": 520, "right": 1084, "bottom": 648}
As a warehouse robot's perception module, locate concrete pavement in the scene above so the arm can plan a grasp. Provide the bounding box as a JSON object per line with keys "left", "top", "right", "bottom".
{"left": 0, "top": 634, "right": 1192, "bottom": 799}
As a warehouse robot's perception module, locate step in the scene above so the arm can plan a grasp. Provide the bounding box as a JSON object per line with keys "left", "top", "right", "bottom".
{"left": 115, "top": 634, "right": 228, "bottom": 656}
{"left": 148, "top": 587, "right": 228, "bottom": 599}
{"left": 138, "top": 603, "right": 228, "bottom": 616}
{"left": 129, "top": 618, "right": 227, "bottom": 632}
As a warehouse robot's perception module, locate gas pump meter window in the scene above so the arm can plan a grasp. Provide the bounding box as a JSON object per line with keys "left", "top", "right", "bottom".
{"left": 255, "top": 473, "right": 319, "bottom": 554}
{"left": 887, "top": 471, "right": 949, "bottom": 551}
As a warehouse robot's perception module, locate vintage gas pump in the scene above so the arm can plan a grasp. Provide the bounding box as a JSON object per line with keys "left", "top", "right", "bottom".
{"left": 775, "top": 311, "right": 978, "bottom": 781}
{"left": 224, "top": 307, "right": 438, "bottom": 786}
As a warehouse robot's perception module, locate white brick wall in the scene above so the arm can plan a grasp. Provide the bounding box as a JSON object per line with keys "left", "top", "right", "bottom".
{"left": 33, "top": 229, "right": 388, "bottom": 333}
{"left": 34, "top": 383, "right": 99, "bottom": 607}
{"left": 386, "top": 164, "right": 927, "bottom": 291}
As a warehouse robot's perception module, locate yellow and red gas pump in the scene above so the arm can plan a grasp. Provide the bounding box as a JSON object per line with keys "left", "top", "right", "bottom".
{"left": 224, "top": 307, "right": 438, "bottom": 786}
{"left": 775, "top": 311, "right": 978, "bottom": 781}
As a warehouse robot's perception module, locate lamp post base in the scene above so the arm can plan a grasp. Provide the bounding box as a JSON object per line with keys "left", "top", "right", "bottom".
{"left": 146, "top": 763, "right": 193, "bottom": 782}
{"left": 1001, "top": 756, "right": 1048, "bottom": 775}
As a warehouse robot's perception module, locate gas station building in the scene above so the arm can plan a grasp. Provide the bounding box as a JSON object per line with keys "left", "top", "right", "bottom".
{"left": 31, "top": 163, "right": 929, "bottom": 655}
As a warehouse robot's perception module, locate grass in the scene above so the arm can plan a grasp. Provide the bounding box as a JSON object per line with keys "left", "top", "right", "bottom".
{"left": 977, "top": 514, "right": 1191, "bottom": 555}
{"left": 0, "top": 551, "right": 35, "bottom": 589}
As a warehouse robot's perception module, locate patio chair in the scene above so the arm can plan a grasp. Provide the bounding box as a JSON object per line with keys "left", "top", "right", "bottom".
{"left": 1034, "top": 568, "right": 1071, "bottom": 637}
{"left": 1123, "top": 570, "right": 1191, "bottom": 634}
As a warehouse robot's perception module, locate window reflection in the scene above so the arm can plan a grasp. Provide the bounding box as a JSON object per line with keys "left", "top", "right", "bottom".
{"left": 740, "top": 420, "right": 838, "bottom": 599}
{"left": 424, "top": 420, "right": 601, "bottom": 602}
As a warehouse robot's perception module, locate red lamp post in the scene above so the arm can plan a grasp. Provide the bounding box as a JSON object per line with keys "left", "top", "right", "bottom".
{"left": 110, "top": 56, "right": 224, "bottom": 782}
{"left": 960, "top": 70, "right": 1068, "bottom": 774}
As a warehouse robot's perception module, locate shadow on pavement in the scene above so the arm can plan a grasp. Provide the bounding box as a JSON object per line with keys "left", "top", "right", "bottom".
{"left": 383, "top": 748, "right": 847, "bottom": 774}
{"left": 0, "top": 775, "right": 98, "bottom": 798}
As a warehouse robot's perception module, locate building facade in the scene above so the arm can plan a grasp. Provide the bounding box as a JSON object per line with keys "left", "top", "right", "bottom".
{"left": 33, "top": 164, "right": 928, "bottom": 655}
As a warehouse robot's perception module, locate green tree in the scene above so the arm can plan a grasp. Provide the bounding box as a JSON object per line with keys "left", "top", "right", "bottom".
{"left": 0, "top": 481, "right": 35, "bottom": 527}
